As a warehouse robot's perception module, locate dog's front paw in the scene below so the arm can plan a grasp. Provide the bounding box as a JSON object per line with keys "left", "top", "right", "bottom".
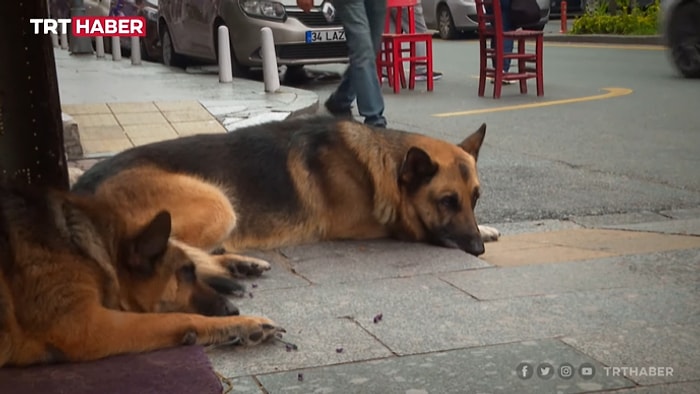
{"left": 478, "top": 225, "right": 500, "bottom": 242}
{"left": 214, "top": 253, "right": 272, "bottom": 277}
{"left": 238, "top": 316, "right": 283, "bottom": 346}
{"left": 217, "top": 316, "right": 283, "bottom": 347}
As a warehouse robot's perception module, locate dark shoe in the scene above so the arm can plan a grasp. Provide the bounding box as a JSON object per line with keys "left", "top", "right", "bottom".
{"left": 490, "top": 78, "right": 514, "bottom": 85}
{"left": 415, "top": 70, "right": 443, "bottom": 81}
{"left": 324, "top": 97, "right": 352, "bottom": 118}
{"left": 364, "top": 116, "right": 387, "bottom": 128}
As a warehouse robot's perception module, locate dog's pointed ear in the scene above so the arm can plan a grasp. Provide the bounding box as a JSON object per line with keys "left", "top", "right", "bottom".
{"left": 458, "top": 123, "right": 486, "bottom": 161}
{"left": 128, "top": 211, "right": 172, "bottom": 272}
{"left": 399, "top": 147, "right": 438, "bottom": 191}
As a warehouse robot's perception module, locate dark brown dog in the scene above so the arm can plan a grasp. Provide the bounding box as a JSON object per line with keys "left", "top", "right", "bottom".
{"left": 0, "top": 185, "right": 281, "bottom": 367}
{"left": 72, "top": 116, "right": 498, "bottom": 279}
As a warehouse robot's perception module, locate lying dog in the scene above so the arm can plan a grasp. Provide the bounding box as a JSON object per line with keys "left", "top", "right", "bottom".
{"left": 0, "top": 185, "right": 281, "bottom": 367}
{"left": 72, "top": 116, "right": 498, "bottom": 280}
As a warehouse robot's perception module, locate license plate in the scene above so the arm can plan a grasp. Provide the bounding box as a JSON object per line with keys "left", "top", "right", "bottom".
{"left": 305, "top": 29, "right": 345, "bottom": 43}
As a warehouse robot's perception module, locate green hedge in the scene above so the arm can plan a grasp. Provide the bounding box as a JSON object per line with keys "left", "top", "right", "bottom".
{"left": 570, "top": 0, "right": 660, "bottom": 35}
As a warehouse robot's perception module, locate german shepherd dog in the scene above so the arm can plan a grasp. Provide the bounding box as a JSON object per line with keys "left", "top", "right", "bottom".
{"left": 0, "top": 185, "right": 281, "bottom": 367}
{"left": 72, "top": 116, "right": 497, "bottom": 280}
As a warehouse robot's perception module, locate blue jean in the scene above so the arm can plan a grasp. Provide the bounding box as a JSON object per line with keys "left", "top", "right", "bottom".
{"left": 330, "top": 0, "right": 387, "bottom": 127}
{"left": 488, "top": 0, "right": 514, "bottom": 72}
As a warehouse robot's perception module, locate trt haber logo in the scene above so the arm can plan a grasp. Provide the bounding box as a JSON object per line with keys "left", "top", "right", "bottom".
{"left": 30, "top": 17, "right": 146, "bottom": 37}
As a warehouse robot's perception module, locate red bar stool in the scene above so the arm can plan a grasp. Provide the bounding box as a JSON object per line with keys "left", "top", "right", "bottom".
{"left": 474, "top": 0, "right": 544, "bottom": 99}
{"left": 376, "top": 0, "right": 434, "bottom": 94}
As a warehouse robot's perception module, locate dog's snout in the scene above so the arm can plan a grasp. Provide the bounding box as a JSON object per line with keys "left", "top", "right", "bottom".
{"left": 467, "top": 238, "right": 485, "bottom": 256}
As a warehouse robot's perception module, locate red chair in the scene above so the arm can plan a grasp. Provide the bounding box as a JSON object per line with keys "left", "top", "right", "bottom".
{"left": 376, "top": 0, "right": 433, "bottom": 94}
{"left": 474, "top": 0, "right": 544, "bottom": 99}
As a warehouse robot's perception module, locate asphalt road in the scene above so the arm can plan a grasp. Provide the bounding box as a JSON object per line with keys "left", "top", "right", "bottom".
{"left": 293, "top": 39, "right": 700, "bottom": 224}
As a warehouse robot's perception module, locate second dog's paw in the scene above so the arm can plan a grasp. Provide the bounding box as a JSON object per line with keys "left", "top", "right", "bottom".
{"left": 216, "top": 254, "right": 272, "bottom": 277}
{"left": 478, "top": 225, "right": 500, "bottom": 242}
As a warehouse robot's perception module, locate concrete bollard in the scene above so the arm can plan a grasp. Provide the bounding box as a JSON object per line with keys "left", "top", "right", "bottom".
{"left": 111, "top": 36, "right": 122, "bottom": 60}
{"left": 59, "top": 32, "right": 69, "bottom": 50}
{"left": 131, "top": 36, "right": 142, "bottom": 65}
{"left": 95, "top": 36, "right": 105, "bottom": 58}
{"left": 260, "top": 27, "right": 280, "bottom": 93}
{"left": 217, "top": 25, "right": 233, "bottom": 83}
{"left": 51, "top": 32, "right": 59, "bottom": 48}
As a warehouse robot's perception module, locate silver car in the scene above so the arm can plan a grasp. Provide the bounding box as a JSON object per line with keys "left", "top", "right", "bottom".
{"left": 423, "top": 0, "right": 551, "bottom": 39}
{"left": 660, "top": 0, "right": 700, "bottom": 78}
{"left": 158, "top": 0, "right": 349, "bottom": 75}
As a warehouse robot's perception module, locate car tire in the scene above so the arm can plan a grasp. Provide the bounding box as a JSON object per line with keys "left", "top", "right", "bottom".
{"left": 161, "top": 24, "right": 186, "bottom": 68}
{"left": 437, "top": 5, "right": 458, "bottom": 40}
{"left": 141, "top": 38, "right": 153, "bottom": 61}
{"left": 668, "top": 1, "right": 700, "bottom": 78}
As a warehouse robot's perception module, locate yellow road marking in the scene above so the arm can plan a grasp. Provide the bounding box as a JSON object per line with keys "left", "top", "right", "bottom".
{"left": 461, "top": 40, "right": 664, "bottom": 51}
{"left": 433, "top": 87, "right": 633, "bottom": 118}
{"left": 544, "top": 42, "right": 664, "bottom": 51}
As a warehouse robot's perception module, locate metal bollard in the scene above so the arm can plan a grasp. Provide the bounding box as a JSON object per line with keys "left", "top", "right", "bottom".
{"left": 95, "top": 36, "right": 105, "bottom": 58}
{"left": 111, "top": 36, "right": 122, "bottom": 60}
{"left": 260, "top": 27, "right": 280, "bottom": 93}
{"left": 59, "top": 32, "right": 69, "bottom": 49}
{"left": 131, "top": 36, "right": 142, "bottom": 65}
{"left": 217, "top": 25, "right": 233, "bottom": 83}
{"left": 560, "top": 1, "right": 568, "bottom": 34}
{"left": 50, "top": 32, "right": 59, "bottom": 48}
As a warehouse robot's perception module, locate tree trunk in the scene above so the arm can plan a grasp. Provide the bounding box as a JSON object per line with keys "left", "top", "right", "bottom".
{"left": 0, "top": 0, "right": 69, "bottom": 190}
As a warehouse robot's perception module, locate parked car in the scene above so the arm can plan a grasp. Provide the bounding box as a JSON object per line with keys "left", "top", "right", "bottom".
{"left": 660, "top": 0, "right": 700, "bottom": 78}
{"left": 49, "top": 0, "right": 161, "bottom": 61}
{"left": 550, "top": 0, "right": 583, "bottom": 15}
{"left": 49, "top": 0, "right": 108, "bottom": 19}
{"left": 158, "top": 0, "right": 349, "bottom": 76}
{"left": 423, "top": 0, "right": 551, "bottom": 39}
{"left": 110, "top": 0, "right": 162, "bottom": 61}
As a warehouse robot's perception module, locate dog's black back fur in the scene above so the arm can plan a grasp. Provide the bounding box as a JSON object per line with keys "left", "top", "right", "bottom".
{"left": 72, "top": 117, "right": 350, "bottom": 217}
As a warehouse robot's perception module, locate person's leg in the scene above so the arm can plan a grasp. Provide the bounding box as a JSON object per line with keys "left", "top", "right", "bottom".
{"left": 330, "top": 0, "right": 386, "bottom": 127}
{"left": 401, "top": 2, "right": 426, "bottom": 72}
{"left": 361, "top": 0, "right": 387, "bottom": 125}
{"left": 500, "top": 0, "right": 514, "bottom": 72}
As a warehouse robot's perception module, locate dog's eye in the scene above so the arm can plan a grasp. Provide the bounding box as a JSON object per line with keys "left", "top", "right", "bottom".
{"left": 439, "top": 194, "right": 460, "bottom": 211}
{"left": 177, "top": 264, "right": 197, "bottom": 283}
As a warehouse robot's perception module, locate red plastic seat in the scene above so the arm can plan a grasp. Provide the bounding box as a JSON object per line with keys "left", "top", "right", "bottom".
{"left": 474, "top": 0, "right": 544, "bottom": 98}
{"left": 376, "top": 0, "right": 433, "bottom": 94}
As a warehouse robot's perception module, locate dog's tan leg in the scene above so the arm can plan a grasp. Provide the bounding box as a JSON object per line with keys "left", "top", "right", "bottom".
{"left": 36, "top": 306, "right": 282, "bottom": 365}
{"left": 97, "top": 167, "right": 239, "bottom": 251}
{"left": 478, "top": 225, "right": 500, "bottom": 242}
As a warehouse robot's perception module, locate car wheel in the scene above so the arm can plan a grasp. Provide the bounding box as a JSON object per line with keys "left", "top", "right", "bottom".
{"left": 668, "top": 1, "right": 700, "bottom": 78}
{"left": 437, "top": 5, "right": 458, "bottom": 40}
{"left": 161, "top": 24, "right": 186, "bottom": 68}
{"left": 140, "top": 38, "right": 153, "bottom": 61}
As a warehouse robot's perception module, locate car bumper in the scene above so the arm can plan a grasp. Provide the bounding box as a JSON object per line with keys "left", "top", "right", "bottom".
{"left": 229, "top": 9, "right": 349, "bottom": 67}
{"left": 452, "top": 4, "right": 550, "bottom": 31}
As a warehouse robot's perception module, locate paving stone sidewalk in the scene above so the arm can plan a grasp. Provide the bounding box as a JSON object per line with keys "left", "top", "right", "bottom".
{"left": 53, "top": 48, "right": 318, "bottom": 158}
{"left": 206, "top": 211, "right": 700, "bottom": 394}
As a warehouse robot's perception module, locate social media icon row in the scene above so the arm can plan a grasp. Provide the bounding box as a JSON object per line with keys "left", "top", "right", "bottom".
{"left": 516, "top": 362, "right": 596, "bottom": 380}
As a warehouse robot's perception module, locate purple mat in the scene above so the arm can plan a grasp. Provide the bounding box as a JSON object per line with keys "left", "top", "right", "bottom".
{"left": 0, "top": 346, "right": 223, "bottom": 394}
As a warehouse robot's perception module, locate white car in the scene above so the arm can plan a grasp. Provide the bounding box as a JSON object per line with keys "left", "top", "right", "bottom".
{"left": 660, "top": 0, "right": 700, "bottom": 78}
{"left": 423, "top": 0, "right": 551, "bottom": 39}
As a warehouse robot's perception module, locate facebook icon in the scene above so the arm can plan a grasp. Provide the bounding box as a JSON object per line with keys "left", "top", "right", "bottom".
{"left": 516, "top": 362, "right": 534, "bottom": 379}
